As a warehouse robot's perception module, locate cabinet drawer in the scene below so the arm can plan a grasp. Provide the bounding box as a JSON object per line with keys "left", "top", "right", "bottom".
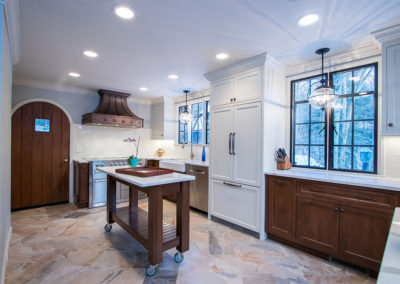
{"left": 210, "top": 179, "right": 260, "bottom": 232}
{"left": 297, "top": 181, "right": 398, "bottom": 209}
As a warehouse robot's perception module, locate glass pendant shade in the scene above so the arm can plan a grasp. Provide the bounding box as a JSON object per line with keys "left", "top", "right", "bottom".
{"left": 179, "top": 90, "right": 192, "bottom": 124}
{"left": 308, "top": 48, "right": 338, "bottom": 111}
{"left": 309, "top": 85, "right": 337, "bottom": 111}
{"left": 179, "top": 106, "right": 192, "bottom": 124}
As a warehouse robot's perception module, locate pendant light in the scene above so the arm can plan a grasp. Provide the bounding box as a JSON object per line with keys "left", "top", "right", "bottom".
{"left": 308, "top": 48, "right": 338, "bottom": 111}
{"left": 179, "top": 90, "right": 192, "bottom": 124}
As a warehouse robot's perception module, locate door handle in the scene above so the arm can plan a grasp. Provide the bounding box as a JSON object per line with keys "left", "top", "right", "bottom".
{"left": 223, "top": 181, "right": 242, "bottom": 188}
{"left": 64, "top": 157, "right": 69, "bottom": 163}
{"left": 229, "top": 133, "right": 233, "bottom": 155}
{"left": 188, "top": 169, "right": 206, "bottom": 175}
{"left": 232, "top": 132, "right": 236, "bottom": 155}
{"left": 94, "top": 179, "right": 107, "bottom": 183}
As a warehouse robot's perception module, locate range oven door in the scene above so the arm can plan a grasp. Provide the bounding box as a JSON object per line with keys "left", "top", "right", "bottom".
{"left": 91, "top": 178, "right": 107, "bottom": 208}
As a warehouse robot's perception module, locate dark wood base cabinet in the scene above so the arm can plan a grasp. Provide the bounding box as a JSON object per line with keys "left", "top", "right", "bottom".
{"left": 266, "top": 175, "right": 399, "bottom": 273}
{"left": 74, "top": 161, "right": 89, "bottom": 208}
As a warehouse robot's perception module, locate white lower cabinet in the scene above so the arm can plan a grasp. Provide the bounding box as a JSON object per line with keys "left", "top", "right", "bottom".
{"left": 209, "top": 179, "right": 260, "bottom": 232}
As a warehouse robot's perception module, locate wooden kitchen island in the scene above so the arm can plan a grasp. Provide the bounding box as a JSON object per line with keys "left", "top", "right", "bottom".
{"left": 98, "top": 166, "right": 195, "bottom": 276}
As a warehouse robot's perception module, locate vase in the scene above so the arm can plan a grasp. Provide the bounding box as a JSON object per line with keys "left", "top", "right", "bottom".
{"left": 130, "top": 157, "right": 138, "bottom": 167}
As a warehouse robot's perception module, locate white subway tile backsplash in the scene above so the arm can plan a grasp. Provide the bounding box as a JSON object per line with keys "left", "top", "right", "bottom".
{"left": 383, "top": 136, "right": 400, "bottom": 178}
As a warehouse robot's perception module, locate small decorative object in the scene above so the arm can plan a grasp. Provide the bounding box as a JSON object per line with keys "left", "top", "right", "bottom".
{"left": 124, "top": 136, "right": 140, "bottom": 167}
{"left": 308, "top": 48, "right": 338, "bottom": 111}
{"left": 275, "top": 148, "right": 292, "bottom": 170}
{"left": 202, "top": 146, "right": 206, "bottom": 162}
{"left": 179, "top": 90, "right": 193, "bottom": 124}
{"left": 157, "top": 148, "right": 164, "bottom": 157}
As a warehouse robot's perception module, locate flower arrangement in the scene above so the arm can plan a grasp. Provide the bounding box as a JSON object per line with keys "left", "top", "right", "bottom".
{"left": 124, "top": 136, "right": 140, "bottom": 166}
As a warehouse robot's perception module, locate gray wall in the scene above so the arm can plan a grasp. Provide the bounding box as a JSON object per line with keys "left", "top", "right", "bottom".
{"left": 12, "top": 85, "right": 152, "bottom": 128}
{"left": 0, "top": 9, "right": 13, "bottom": 281}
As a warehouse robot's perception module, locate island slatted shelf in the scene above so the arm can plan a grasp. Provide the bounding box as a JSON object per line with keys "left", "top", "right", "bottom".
{"left": 103, "top": 172, "right": 191, "bottom": 277}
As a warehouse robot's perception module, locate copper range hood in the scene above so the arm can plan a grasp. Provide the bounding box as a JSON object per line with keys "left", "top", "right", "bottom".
{"left": 82, "top": 89, "right": 143, "bottom": 128}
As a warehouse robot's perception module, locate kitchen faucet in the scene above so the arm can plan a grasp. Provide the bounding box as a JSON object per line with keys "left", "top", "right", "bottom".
{"left": 182, "top": 140, "right": 195, "bottom": 160}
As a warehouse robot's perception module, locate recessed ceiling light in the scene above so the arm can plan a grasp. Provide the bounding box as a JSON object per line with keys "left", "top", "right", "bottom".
{"left": 68, "top": 72, "right": 80, "bottom": 78}
{"left": 140, "top": 87, "right": 148, "bottom": 91}
{"left": 297, "top": 13, "right": 319, "bottom": 26}
{"left": 114, "top": 5, "right": 135, "bottom": 20}
{"left": 168, "top": 74, "right": 179, "bottom": 80}
{"left": 350, "top": 76, "right": 360, "bottom": 81}
{"left": 216, "top": 53, "right": 229, "bottom": 60}
{"left": 83, "top": 50, "right": 98, "bottom": 58}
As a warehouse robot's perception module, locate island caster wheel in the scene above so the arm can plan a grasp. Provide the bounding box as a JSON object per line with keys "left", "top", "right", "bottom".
{"left": 104, "top": 224, "right": 112, "bottom": 232}
{"left": 146, "top": 265, "right": 157, "bottom": 277}
{"left": 174, "top": 252, "right": 184, "bottom": 263}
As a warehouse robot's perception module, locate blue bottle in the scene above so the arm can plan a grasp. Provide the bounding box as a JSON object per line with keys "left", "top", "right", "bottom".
{"left": 202, "top": 146, "right": 206, "bottom": 162}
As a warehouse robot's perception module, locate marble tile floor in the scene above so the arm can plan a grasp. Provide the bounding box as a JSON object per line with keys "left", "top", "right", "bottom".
{"left": 6, "top": 200, "right": 375, "bottom": 284}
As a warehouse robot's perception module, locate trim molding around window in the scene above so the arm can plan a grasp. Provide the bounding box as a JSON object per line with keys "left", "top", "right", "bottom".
{"left": 290, "top": 63, "right": 378, "bottom": 174}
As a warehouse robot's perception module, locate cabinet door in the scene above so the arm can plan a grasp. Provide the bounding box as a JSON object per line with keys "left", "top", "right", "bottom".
{"left": 232, "top": 102, "right": 261, "bottom": 186}
{"left": 210, "top": 106, "right": 234, "bottom": 180}
{"left": 267, "top": 177, "right": 295, "bottom": 240}
{"left": 384, "top": 44, "right": 400, "bottom": 134}
{"left": 234, "top": 70, "right": 262, "bottom": 104}
{"left": 210, "top": 179, "right": 260, "bottom": 232}
{"left": 296, "top": 196, "right": 340, "bottom": 255}
{"left": 151, "top": 102, "right": 164, "bottom": 139}
{"left": 339, "top": 205, "right": 392, "bottom": 270}
{"left": 211, "top": 79, "right": 234, "bottom": 107}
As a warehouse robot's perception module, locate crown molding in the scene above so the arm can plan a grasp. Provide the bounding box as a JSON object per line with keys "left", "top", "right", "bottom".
{"left": 4, "top": 0, "right": 20, "bottom": 65}
{"left": 372, "top": 23, "right": 400, "bottom": 44}
{"left": 13, "top": 78, "right": 152, "bottom": 104}
{"left": 174, "top": 88, "right": 210, "bottom": 104}
{"left": 204, "top": 52, "right": 267, "bottom": 82}
{"left": 285, "top": 42, "right": 381, "bottom": 78}
{"left": 151, "top": 96, "right": 174, "bottom": 104}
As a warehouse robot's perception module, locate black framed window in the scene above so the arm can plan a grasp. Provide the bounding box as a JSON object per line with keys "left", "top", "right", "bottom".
{"left": 191, "top": 102, "right": 204, "bottom": 144}
{"left": 291, "top": 74, "right": 327, "bottom": 168}
{"left": 329, "top": 63, "right": 377, "bottom": 173}
{"left": 206, "top": 101, "right": 210, "bottom": 144}
{"left": 290, "top": 63, "right": 378, "bottom": 174}
{"left": 178, "top": 106, "right": 188, "bottom": 144}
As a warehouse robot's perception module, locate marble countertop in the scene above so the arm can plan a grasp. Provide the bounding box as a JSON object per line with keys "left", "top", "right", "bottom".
{"left": 265, "top": 169, "right": 400, "bottom": 192}
{"left": 378, "top": 208, "right": 400, "bottom": 284}
{"left": 98, "top": 166, "right": 195, "bottom": 187}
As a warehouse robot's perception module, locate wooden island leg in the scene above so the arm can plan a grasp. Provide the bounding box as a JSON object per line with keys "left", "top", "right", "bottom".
{"left": 176, "top": 181, "right": 190, "bottom": 252}
{"left": 106, "top": 176, "right": 116, "bottom": 224}
{"left": 148, "top": 189, "right": 163, "bottom": 265}
{"left": 129, "top": 186, "right": 138, "bottom": 208}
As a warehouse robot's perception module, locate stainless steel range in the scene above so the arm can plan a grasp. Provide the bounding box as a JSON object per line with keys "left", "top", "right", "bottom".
{"left": 88, "top": 158, "right": 129, "bottom": 208}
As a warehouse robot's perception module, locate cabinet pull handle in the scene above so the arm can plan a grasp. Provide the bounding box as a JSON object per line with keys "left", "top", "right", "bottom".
{"left": 357, "top": 195, "right": 377, "bottom": 201}
{"left": 223, "top": 181, "right": 242, "bottom": 188}
{"left": 232, "top": 132, "right": 236, "bottom": 155}
{"left": 189, "top": 169, "right": 206, "bottom": 175}
{"left": 229, "top": 133, "right": 233, "bottom": 155}
{"left": 334, "top": 207, "right": 339, "bottom": 212}
{"left": 340, "top": 208, "right": 345, "bottom": 212}
{"left": 388, "top": 123, "right": 393, "bottom": 127}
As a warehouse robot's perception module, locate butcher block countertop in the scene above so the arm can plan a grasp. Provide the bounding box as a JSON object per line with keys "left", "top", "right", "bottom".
{"left": 98, "top": 166, "right": 195, "bottom": 187}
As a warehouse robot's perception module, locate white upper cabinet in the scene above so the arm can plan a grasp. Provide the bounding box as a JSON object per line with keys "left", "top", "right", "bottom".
{"left": 151, "top": 97, "right": 174, "bottom": 140}
{"left": 234, "top": 70, "right": 262, "bottom": 104}
{"left": 384, "top": 43, "right": 400, "bottom": 135}
{"left": 211, "top": 78, "right": 234, "bottom": 107}
{"left": 373, "top": 24, "right": 400, "bottom": 135}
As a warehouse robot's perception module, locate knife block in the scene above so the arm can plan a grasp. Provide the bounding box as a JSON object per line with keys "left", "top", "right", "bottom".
{"left": 277, "top": 156, "right": 292, "bottom": 170}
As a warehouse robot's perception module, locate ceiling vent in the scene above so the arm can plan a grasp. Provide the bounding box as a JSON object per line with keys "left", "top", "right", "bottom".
{"left": 82, "top": 89, "right": 143, "bottom": 128}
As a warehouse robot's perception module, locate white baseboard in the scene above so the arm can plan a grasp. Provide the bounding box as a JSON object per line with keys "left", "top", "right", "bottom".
{"left": 1, "top": 226, "right": 12, "bottom": 284}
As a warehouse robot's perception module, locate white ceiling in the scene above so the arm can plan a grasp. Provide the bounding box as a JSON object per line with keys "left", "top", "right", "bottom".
{"left": 14, "top": 0, "right": 400, "bottom": 98}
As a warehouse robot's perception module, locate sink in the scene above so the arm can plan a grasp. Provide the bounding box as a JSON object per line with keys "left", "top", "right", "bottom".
{"left": 159, "top": 159, "right": 186, "bottom": 173}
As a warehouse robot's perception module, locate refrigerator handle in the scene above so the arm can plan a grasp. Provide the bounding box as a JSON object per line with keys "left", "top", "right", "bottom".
{"left": 232, "top": 132, "right": 236, "bottom": 155}
{"left": 229, "top": 133, "right": 232, "bottom": 155}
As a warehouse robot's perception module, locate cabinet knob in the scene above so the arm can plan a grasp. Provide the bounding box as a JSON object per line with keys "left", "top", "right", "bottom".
{"left": 340, "top": 208, "right": 345, "bottom": 212}
{"left": 233, "top": 98, "right": 236, "bottom": 102}
{"left": 388, "top": 123, "right": 393, "bottom": 127}
{"left": 230, "top": 98, "right": 233, "bottom": 102}
{"left": 334, "top": 207, "right": 339, "bottom": 212}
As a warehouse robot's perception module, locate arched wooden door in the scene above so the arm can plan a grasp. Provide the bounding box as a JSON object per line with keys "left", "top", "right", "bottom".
{"left": 12, "top": 102, "right": 70, "bottom": 210}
